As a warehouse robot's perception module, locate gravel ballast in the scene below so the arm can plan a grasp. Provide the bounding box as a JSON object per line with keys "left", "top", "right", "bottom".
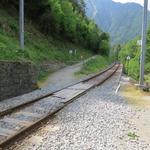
{"left": 10, "top": 69, "right": 150, "bottom": 150}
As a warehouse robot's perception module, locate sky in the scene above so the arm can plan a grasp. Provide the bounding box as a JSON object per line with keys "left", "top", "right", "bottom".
{"left": 113, "top": 0, "right": 150, "bottom": 10}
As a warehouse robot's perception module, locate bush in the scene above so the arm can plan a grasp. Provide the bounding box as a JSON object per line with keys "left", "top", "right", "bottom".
{"left": 145, "top": 62, "right": 150, "bottom": 73}
{"left": 128, "top": 58, "right": 139, "bottom": 80}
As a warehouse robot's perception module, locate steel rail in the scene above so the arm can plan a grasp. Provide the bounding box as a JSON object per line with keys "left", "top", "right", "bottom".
{"left": 0, "top": 63, "right": 120, "bottom": 149}
{"left": 0, "top": 63, "right": 116, "bottom": 118}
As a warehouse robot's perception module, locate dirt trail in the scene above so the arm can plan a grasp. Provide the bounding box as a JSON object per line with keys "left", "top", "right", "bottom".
{"left": 38, "top": 56, "right": 96, "bottom": 91}
{"left": 39, "top": 63, "right": 83, "bottom": 88}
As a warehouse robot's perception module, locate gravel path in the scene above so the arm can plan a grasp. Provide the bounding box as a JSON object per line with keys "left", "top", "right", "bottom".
{"left": 39, "top": 56, "right": 97, "bottom": 89}
{"left": 10, "top": 68, "right": 150, "bottom": 150}
{"left": 39, "top": 62, "right": 84, "bottom": 89}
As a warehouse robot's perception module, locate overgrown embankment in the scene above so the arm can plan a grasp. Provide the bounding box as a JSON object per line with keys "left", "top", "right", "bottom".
{"left": 0, "top": 0, "right": 110, "bottom": 63}
{"left": 118, "top": 27, "right": 150, "bottom": 83}
{"left": 0, "top": 8, "right": 91, "bottom": 64}
{"left": 0, "top": 0, "right": 110, "bottom": 81}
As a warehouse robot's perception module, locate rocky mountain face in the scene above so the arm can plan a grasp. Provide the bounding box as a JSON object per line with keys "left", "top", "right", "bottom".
{"left": 85, "top": 0, "right": 149, "bottom": 44}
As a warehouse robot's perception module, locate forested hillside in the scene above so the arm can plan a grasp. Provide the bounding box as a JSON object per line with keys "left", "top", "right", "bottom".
{"left": 85, "top": 0, "right": 150, "bottom": 45}
{"left": 119, "top": 27, "right": 150, "bottom": 82}
{"left": 0, "top": 0, "right": 110, "bottom": 63}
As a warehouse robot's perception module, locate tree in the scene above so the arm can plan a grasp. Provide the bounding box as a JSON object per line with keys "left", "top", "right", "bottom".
{"left": 98, "top": 33, "right": 110, "bottom": 55}
{"left": 0, "top": 0, "right": 110, "bottom": 54}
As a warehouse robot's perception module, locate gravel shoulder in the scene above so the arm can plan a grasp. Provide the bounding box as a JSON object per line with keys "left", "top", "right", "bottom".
{"left": 119, "top": 75, "right": 150, "bottom": 147}
{"left": 10, "top": 67, "right": 150, "bottom": 150}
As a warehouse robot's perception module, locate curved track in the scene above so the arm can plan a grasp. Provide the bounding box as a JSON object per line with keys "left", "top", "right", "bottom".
{"left": 0, "top": 63, "right": 120, "bottom": 149}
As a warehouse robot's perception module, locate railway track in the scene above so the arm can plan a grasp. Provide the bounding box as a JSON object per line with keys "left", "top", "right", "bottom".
{"left": 0, "top": 63, "right": 120, "bottom": 149}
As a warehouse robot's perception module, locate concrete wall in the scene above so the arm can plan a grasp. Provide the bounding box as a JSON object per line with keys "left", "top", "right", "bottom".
{"left": 0, "top": 61, "right": 38, "bottom": 100}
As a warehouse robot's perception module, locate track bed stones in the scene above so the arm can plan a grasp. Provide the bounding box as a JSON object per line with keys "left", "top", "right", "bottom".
{"left": 0, "top": 64, "right": 120, "bottom": 149}
{"left": 12, "top": 65, "right": 150, "bottom": 150}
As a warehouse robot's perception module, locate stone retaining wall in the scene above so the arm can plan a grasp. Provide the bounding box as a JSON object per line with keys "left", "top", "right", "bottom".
{"left": 0, "top": 61, "right": 38, "bottom": 100}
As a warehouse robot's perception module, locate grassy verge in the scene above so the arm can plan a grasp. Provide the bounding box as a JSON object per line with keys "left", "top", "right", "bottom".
{"left": 76, "top": 55, "right": 113, "bottom": 76}
{"left": 0, "top": 7, "right": 93, "bottom": 82}
{"left": 38, "top": 69, "right": 52, "bottom": 82}
{"left": 145, "top": 75, "right": 150, "bottom": 84}
{"left": 0, "top": 8, "right": 92, "bottom": 64}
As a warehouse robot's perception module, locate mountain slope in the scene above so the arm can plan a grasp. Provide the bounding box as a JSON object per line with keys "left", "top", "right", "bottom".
{"left": 85, "top": 0, "right": 149, "bottom": 44}
{"left": 0, "top": 0, "right": 107, "bottom": 63}
{"left": 0, "top": 7, "right": 92, "bottom": 63}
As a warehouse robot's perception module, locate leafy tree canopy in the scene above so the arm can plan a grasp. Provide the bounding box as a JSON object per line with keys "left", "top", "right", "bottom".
{"left": 1, "top": 0, "right": 110, "bottom": 55}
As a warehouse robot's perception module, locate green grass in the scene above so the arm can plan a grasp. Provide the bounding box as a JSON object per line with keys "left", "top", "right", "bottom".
{"left": 128, "top": 132, "right": 139, "bottom": 140}
{"left": 38, "top": 70, "right": 51, "bottom": 82}
{"left": 76, "top": 55, "right": 112, "bottom": 75}
{"left": 145, "top": 75, "right": 150, "bottom": 83}
{"left": 0, "top": 8, "right": 92, "bottom": 64}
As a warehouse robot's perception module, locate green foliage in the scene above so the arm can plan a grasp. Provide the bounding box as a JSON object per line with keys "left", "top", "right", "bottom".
{"left": 0, "top": 0, "right": 110, "bottom": 57}
{"left": 77, "top": 55, "right": 111, "bottom": 75}
{"left": 145, "top": 75, "right": 150, "bottom": 83}
{"left": 118, "top": 37, "right": 140, "bottom": 80}
{"left": 128, "top": 132, "right": 139, "bottom": 140}
{"left": 111, "top": 44, "right": 121, "bottom": 60}
{"left": 145, "top": 62, "right": 150, "bottom": 73}
{"left": 98, "top": 33, "right": 110, "bottom": 55}
{"left": 146, "top": 26, "right": 150, "bottom": 64}
{"left": 128, "top": 55, "right": 140, "bottom": 79}
{"left": 0, "top": 8, "right": 92, "bottom": 63}
{"left": 119, "top": 26, "right": 150, "bottom": 81}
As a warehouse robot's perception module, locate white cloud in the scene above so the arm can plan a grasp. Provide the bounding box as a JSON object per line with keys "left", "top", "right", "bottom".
{"left": 113, "top": 0, "right": 150, "bottom": 10}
